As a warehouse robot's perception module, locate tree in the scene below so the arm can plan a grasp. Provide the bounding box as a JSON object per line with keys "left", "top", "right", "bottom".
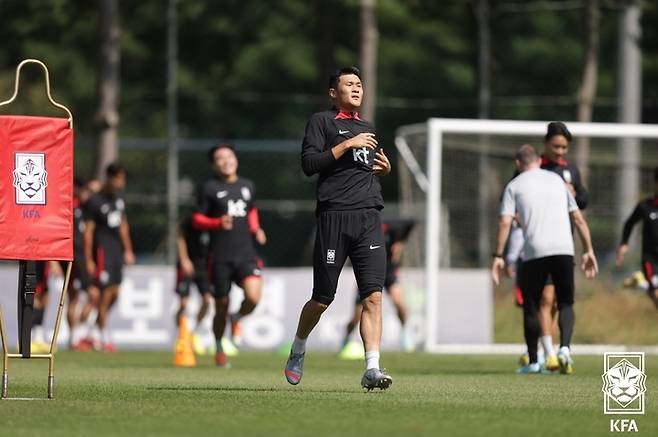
{"left": 575, "top": 0, "right": 600, "bottom": 184}
{"left": 94, "top": 0, "right": 121, "bottom": 179}
{"left": 359, "top": 0, "right": 378, "bottom": 122}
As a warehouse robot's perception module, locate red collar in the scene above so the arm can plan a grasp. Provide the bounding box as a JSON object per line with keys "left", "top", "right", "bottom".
{"left": 334, "top": 110, "right": 361, "bottom": 120}
{"left": 73, "top": 197, "right": 80, "bottom": 208}
{"left": 653, "top": 197, "right": 658, "bottom": 207}
{"left": 541, "top": 155, "right": 567, "bottom": 166}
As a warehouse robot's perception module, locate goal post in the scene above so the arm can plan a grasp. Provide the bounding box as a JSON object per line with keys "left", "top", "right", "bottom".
{"left": 395, "top": 118, "right": 658, "bottom": 352}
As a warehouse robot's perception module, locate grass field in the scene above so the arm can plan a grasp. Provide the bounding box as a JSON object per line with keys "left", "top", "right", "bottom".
{"left": 0, "top": 351, "right": 656, "bottom": 436}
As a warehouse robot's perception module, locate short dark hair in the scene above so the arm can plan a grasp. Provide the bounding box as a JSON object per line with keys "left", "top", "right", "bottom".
{"left": 207, "top": 143, "right": 235, "bottom": 163}
{"left": 545, "top": 121, "right": 572, "bottom": 142}
{"left": 328, "top": 66, "right": 362, "bottom": 90}
{"left": 73, "top": 176, "right": 87, "bottom": 188}
{"left": 515, "top": 144, "right": 538, "bottom": 166}
{"left": 105, "top": 162, "right": 127, "bottom": 177}
{"left": 653, "top": 166, "right": 658, "bottom": 182}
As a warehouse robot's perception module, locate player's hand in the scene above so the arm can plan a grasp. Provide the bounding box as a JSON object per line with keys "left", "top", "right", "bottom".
{"left": 49, "top": 260, "right": 64, "bottom": 277}
{"left": 505, "top": 263, "right": 516, "bottom": 278}
{"left": 86, "top": 259, "right": 96, "bottom": 277}
{"left": 345, "top": 133, "right": 378, "bottom": 150}
{"left": 221, "top": 214, "right": 233, "bottom": 230}
{"left": 181, "top": 258, "right": 195, "bottom": 276}
{"left": 616, "top": 244, "right": 629, "bottom": 267}
{"left": 373, "top": 148, "right": 391, "bottom": 176}
{"left": 254, "top": 228, "right": 267, "bottom": 245}
{"left": 491, "top": 257, "right": 505, "bottom": 285}
{"left": 124, "top": 251, "right": 136, "bottom": 265}
{"left": 390, "top": 242, "right": 404, "bottom": 263}
{"left": 581, "top": 250, "right": 598, "bottom": 279}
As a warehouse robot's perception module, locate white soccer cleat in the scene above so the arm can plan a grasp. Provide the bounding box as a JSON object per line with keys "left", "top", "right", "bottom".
{"left": 361, "top": 368, "right": 393, "bottom": 391}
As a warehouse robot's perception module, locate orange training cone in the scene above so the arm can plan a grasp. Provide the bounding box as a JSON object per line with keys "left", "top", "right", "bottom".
{"left": 174, "top": 316, "right": 196, "bottom": 367}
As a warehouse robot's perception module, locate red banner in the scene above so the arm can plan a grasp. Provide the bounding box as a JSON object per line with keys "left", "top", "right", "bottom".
{"left": 0, "top": 115, "right": 73, "bottom": 261}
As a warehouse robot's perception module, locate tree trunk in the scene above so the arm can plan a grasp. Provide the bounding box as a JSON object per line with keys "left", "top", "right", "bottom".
{"left": 315, "top": 0, "right": 336, "bottom": 107}
{"left": 575, "top": 0, "right": 600, "bottom": 185}
{"left": 94, "top": 0, "right": 121, "bottom": 180}
{"left": 359, "top": 0, "right": 378, "bottom": 123}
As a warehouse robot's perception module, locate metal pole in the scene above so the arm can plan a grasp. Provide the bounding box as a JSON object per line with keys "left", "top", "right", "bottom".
{"left": 0, "top": 306, "right": 9, "bottom": 398}
{"left": 166, "top": 0, "right": 179, "bottom": 264}
{"left": 616, "top": 0, "right": 642, "bottom": 234}
{"left": 425, "top": 120, "right": 442, "bottom": 350}
{"left": 476, "top": 0, "right": 491, "bottom": 267}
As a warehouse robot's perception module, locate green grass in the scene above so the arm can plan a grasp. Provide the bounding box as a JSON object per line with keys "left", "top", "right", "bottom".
{"left": 1, "top": 351, "right": 656, "bottom": 436}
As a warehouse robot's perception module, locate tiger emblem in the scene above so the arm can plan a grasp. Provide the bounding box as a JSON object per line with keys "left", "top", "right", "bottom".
{"left": 13, "top": 157, "right": 48, "bottom": 200}
{"left": 602, "top": 358, "right": 646, "bottom": 408}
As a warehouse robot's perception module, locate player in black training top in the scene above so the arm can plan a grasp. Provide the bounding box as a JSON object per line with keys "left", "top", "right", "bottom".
{"left": 174, "top": 214, "right": 213, "bottom": 353}
{"left": 284, "top": 66, "right": 393, "bottom": 391}
{"left": 54, "top": 178, "right": 103, "bottom": 350}
{"left": 84, "top": 163, "right": 135, "bottom": 352}
{"left": 616, "top": 166, "right": 658, "bottom": 311}
{"left": 193, "top": 144, "right": 267, "bottom": 367}
{"left": 340, "top": 219, "right": 416, "bottom": 356}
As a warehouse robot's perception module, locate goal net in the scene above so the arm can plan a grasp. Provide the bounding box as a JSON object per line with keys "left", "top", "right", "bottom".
{"left": 394, "top": 119, "right": 658, "bottom": 352}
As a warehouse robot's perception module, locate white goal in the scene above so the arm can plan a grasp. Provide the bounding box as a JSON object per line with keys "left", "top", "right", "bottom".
{"left": 394, "top": 119, "right": 658, "bottom": 352}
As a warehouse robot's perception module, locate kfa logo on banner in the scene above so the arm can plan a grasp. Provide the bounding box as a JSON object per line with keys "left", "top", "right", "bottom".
{"left": 602, "top": 352, "right": 646, "bottom": 432}
{"left": 13, "top": 152, "right": 48, "bottom": 205}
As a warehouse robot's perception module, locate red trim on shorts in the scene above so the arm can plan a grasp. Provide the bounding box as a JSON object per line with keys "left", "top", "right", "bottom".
{"left": 514, "top": 286, "right": 524, "bottom": 307}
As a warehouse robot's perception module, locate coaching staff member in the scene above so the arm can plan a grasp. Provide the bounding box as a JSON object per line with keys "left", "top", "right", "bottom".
{"left": 491, "top": 144, "right": 598, "bottom": 374}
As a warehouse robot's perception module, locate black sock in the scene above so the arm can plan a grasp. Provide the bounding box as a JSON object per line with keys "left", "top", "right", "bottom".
{"left": 558, "top": 305, "right": 575, "bottom": 348}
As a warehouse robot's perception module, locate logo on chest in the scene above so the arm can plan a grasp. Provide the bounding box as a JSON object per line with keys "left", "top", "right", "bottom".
{"left": 227, "top": 199, "right": 247, "bottom": 217}
{"left": 650, "top": 212, "right": 658, "bottom": 220}
{"left": 353, "top": 147, "right": 370, "bottom": 165}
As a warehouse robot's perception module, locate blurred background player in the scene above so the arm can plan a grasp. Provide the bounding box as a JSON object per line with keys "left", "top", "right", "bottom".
{"left": 616, "top": 166, "right": 658, "bottom": 311}
{"left": 340, "top": 218, "right": 416, "bottom": 358}
{"left": 192, "top": 144, "right": 267, "bottom": 367}
{"left": 84, "top": 163, "right": 135, "bottom": 352}
{"left": 285, "top": 67, "right": 393, "bottom": 390}
{"left": 506, "top": 122, "right": 589, "bottom": 370}
{"left": 174, "top": 213, "right": 214, "bottom": 355}
{"left": 31, "top": 261, "right": 55, "bottom": 353}
{"left": 492, "top": 144, "right": 597, "bottom": 374}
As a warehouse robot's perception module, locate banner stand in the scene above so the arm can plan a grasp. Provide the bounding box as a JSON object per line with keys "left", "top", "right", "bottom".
{"left": 0, "top": 59, "right": 74, "bottom": 400}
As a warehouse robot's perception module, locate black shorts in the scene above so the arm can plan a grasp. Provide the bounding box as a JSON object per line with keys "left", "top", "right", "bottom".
{"left": 519, "top": 255, "right": 574, "bottom": 314}
{"left": 642, "top": 254, "right": 658, "bottom": 289}
{"left": 313, "top": 209, "right": 386, "bottom": 305}
{"left": 211, "top": 256, "right": 262, "bottom": 298}
{"left": 175, "top": 260, "right": 212, "bottom": 297}
{"left": 94, "top": 243, "right": 123, "bottom": 288}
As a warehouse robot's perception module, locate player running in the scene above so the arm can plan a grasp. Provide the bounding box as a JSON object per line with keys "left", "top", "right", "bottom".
{"left": 192, "top": 144, "right": 267, "bottom": 367}
{"left": 174, "top": 214, "right": 214, "bottom": 354}
{"left": 285, "top": 66, "right": 393, "bottom": 390}
{"left": 340, "top": 218, "right": 415, "bottom": 356}
{"left": 616, "top": 166, "right": 658, "bottom": 311}
{"left": 84, "top": 163, "right": 135, "bottom": 352}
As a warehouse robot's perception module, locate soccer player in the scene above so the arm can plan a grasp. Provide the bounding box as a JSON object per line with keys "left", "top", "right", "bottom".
{"left": 192, "top": 144, "right": 267, "bottom": 367}
{"left": 84, "top": 163, "right": 135, "bottom": 352}
{"left": 616, "top": 167, "right": 658, "bottom": 311}
{"left": 340, "top": 218, "right": 415, "bottom": 355}
{"left": 284, "top": 66, "right": 393, "bottom": 390}
{"left": 492, "top": 144, "right": 597, "bottom": 374}
{"left": 174, "top": 213, "right": 214, "bottom": 353}
{"left": 508, "top": 121, "right": 589, "bottom": 370}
